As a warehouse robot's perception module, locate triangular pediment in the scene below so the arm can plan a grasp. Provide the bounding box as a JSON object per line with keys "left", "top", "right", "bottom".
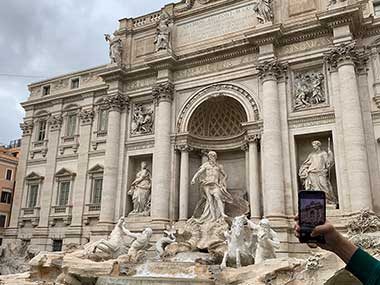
{"left": 88, "top": 164, "right": 104, "bottom": 174}
{"left": 55, "top": 168, "right": 76, "bottom": 178}
{"left": 25, "top": 172, "right": 44, "bottom": 181}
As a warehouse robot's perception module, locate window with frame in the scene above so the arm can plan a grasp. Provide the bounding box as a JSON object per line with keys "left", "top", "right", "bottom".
{"left": 98, "top": 109, "right": 108, "bottom": 133}
{"left": 37, "top": 120, "right": 47, "bottom": 141}
{"left": 0, "top": 215, "right": 6, "bottom": 227}
{"left": 66, "top": 113, "right": 77, "bottom": 137}
{"left": 57, "top": 181, "right": 70, "bottom": 206}
{"left": 5, "top": 169, "right": 12, "bottom": 181}
{"left": 375, "top": 0, "right": 380, "bottom": 15}
{"left": 27, "top": 184, "right": 39, "bottom": 208}
{"left": 71, "top": 78, "right": 80, "bottom": 89}
{"left": 91, "top": 177, "right": 103, "bottom": 205}
{"left": 42, "top": 85, "right": 50, "bottom": 96}
{"left": 1, "top": 190, "right": 12, "bottom": 204}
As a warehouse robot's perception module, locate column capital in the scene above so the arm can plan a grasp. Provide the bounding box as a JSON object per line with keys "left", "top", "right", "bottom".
{"left": 48, "top": 114, "right": 63, "bottom": 132}
{"left": 104, "top": 93, "right": 129, "bottom": 112}
{"left": 257, "top": 59, "right": 288, "bottom": 81}
{"left": 324, "top": 41, "right": 365, "bottom": 70}
{"left": 175, "top": 144, "right": 193, "bottom": 152}
{"left": 20, "top": 120, "right": 34, "bottom": 137}
{"left": 241, "top": 143, "right": 249, "bottom": 152}
{"left": 245, "top": 134, "right": 261, "bottom": 144}
{"left": 79, "top": 108, "right": 95, "bottom": 125}
{"left": 152, "top": 82, "right": 174, "bottom": 104}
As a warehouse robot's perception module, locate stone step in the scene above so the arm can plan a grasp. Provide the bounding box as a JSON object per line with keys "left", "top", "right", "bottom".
{"left": 96, "top": 276, "right": 215, "bottom": 285}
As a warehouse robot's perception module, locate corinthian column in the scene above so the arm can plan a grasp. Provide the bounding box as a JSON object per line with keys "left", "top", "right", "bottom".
{"left": 257, "top": 60, "right": 287, "bottom": 218}
{"left": 246, "top": 134, "right": 261, "bottom": 220}
{"left": 325, "top": 42, "right": 372, "bottom": 211}
{"left": 151, "top": 82, "right": 174, "bottom": 222}
{"left": 8, "top": 121, "right": 34, "bottom": 230}
{"left": 99, "top": 93, "right": 128, "bottom": 224}
{"left": 177, "top": 144, "right": 192, "bottom": 221}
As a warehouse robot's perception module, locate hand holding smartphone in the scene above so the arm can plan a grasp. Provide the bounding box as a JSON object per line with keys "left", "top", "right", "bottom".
{"left": 298, "top": 190, "right": 326, "bottom": 244}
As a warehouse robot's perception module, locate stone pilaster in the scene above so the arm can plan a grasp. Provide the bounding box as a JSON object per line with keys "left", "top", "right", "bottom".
{"left": 99, "top": 93, "right": 129, "bottom": 224}
{"left": 151, "top": 82, "right": 174, "bottom": 222}
{"left": 325, "top": 42, "right": 372, "bottom": 211}
{"left": 257, "top": 60, "right": 287, "bottom": 219}
{"left": 176, "top": 144, "right": 192, "bottom": 221}
{"left": 38, "top": 114, "right": 62, "bottom": 228}
{"left": 246, "top": 134, "right": 261, "bottom": 220}
{"left": 8, "top": 121, "right": 34, "bottom": 230}
{"left": 69, "top": 109, "right": 94, "bottom": 233}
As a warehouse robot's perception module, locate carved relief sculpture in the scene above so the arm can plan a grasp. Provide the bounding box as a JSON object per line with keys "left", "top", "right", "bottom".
{"left": 104, "top": 34, "right": 123, "bottom": 66}
{"left": 154, "top": 11, "right": 172, "bottom": 52}
{"left": 131, "top": 103, "right": 154, "bottom": 136}
{"left": 299, "top": 140, "right": 337, "bottom": 205}
{"left": 294, "top": 70, "right": 326, "bottom": 111}
{"left": 191, "top": 151, "right": 233, "bottom": 223}
{"left": 128, "top": 161, "right": 152, "bottom": 216}
{"left": 253, "top": 0, "right": 274, "bottom": 24}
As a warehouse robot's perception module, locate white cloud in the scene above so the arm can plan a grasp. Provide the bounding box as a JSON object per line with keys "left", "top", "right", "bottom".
{"left": 0, "top": 0, "right": 170, "bottom": 144}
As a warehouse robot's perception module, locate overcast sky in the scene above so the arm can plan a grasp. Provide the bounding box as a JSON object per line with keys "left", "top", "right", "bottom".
{"left": 0, "top": 0, "right": 171, "bottom": 145}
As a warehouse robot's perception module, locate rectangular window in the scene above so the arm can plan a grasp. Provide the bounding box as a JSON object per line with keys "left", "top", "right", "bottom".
{"left": 0, "top": 215, "right": 6, "bottom": 227}
{"left": 0, "top": 238, "right": 2, "bottom": 246}
{"left": 42, "top": 85, "right": 50, "bottom": 96}
{"left": 98, "top": 109, "right": 108, "bottom": 132}
{"left": 52, "top": 239, "right": 63, "bottom": 252}
{"left": 37, "top": 120, "right": 47, "bottom": 141}
{"left": 1, "top": 191, "right": 12, "bottom": 204}
{"left": 71, "top": 78, "right": 80, "bottom": 89}
{"left": 58, "top": 181, "right": 70, "bottom": 206}
{"left": 92, "top": 178, "right": 103, "bottom": 204}
{"left": 5, "top": 169, "right": 12, "bottom": 181}
{"left": 27, "top": 184, "right": 39, "bottom": 208}
{"left": 67, "top": 114, "right": 77, "bottom": 137}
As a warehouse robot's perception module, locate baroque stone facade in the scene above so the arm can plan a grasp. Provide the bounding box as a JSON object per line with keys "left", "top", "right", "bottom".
{"left": 5, "top": 0, "right": 380, "bottom": 256}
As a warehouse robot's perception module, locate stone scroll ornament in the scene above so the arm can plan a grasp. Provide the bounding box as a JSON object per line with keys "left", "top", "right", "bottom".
{"left": 294, "top": 71, "right": 326, "bottom": 111}
{"left": 104, "top": 33, "right": 123, "bottom": 66}
{"left": 131, "top": 103, "right": 154, "bottom": 136}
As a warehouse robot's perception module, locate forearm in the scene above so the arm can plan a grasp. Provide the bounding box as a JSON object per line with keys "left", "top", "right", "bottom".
{"left": 332, "top": 233, "right": 357, "bottom": 264}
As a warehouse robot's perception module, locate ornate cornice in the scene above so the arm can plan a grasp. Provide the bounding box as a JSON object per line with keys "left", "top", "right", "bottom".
{"left": 20, "top": 121, "right": 34, "bottom": 137}
{"left": 48, "top": 115, "right": 63, "bottom": 132}
{"left": 152, "top": 82, "right": 175, "bottom": 104}
{"left": 79, "top": 109, "right": 95, "bottom": 125}
{"left": 103, "top": 93, "right": 129, "bottom": 111}
{"left": 256, "top": 60, "right": 288, "bottom": 81}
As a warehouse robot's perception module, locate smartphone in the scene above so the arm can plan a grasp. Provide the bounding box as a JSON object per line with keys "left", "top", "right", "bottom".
{"left": 298, "top": 190, "right": 326, "bottom": 244}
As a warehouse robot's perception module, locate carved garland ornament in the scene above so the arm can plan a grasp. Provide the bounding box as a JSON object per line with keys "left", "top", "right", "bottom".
{"left": 177, "top": 84, "right": 259, "bottom": 132}
{"left": 48, "top": 115, "right": 63, "bottom": 131}
{"left": 79, "top": 109, "right": 95, "bottom": 125}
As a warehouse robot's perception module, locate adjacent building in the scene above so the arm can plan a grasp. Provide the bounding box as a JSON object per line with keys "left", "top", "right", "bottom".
{"left": 0, "top": 140, "right": 20, "bottom": 246}
{"left": 5, "top": 0, "right": 380, "bottom": 255}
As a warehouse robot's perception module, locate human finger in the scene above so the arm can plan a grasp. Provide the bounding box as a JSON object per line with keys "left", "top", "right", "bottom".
{"left": 311, "top": 223, "right": 333, "bottom": 237}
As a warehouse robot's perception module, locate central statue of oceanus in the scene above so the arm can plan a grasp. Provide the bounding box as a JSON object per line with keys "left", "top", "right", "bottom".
{"left": 191, "top": 151, "right": 233, "bottom": 222}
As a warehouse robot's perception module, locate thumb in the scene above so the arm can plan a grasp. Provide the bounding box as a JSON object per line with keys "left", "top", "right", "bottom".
{"left": 311, "top": 224, "right": 331, "bottom": 237}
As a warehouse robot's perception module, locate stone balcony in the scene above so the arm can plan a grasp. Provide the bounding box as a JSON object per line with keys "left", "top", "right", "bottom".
{"left": 83, "top": 203, "right": 101, "bottom": 225}
{"left": 19, "top": 207, "right": 40, "bottom": 227}
{"left": 49, "top": 205, "right": 72, "bottom": 226}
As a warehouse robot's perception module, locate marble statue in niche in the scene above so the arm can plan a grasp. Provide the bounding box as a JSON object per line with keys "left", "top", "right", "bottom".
{"left": 154, "top": 11, "right": 172, "bottom": 52}
{"left": 104, "top": 34, "right": 122, "bottom": 66}
{"left": 253, "top": 0, "right": 274, "bottom": 24}
{"left": 131, "top": 103, "right": 154, "bottom": 136}
{"left": 299, "top": 140, "right": 337, "bottom": 205}
{"left": 294, "top": 71, "right": 326, "bottom": 111}
{"left": 128, "top": 161, "right": 152, "bottom": 216}
{"left": 191, "top": 151, "right": 233, "bottom": 222}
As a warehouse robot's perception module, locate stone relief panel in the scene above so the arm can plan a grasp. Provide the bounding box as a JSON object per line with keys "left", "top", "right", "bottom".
{"left": 288, "top": 0, "right": 316, "bottom": 16}
{"left": 126, "top": 77, "right": 156, "bottom": 91}
{"left": 131, "top": 102, "right": 154, "bottom": 136}
{"left": 293, "top": 68, "right": 328, "bottom": 111}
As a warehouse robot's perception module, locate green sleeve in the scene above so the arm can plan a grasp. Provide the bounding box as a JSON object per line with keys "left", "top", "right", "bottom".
{"left": 346, "top": 248, "right": 380, "bottom": 285}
